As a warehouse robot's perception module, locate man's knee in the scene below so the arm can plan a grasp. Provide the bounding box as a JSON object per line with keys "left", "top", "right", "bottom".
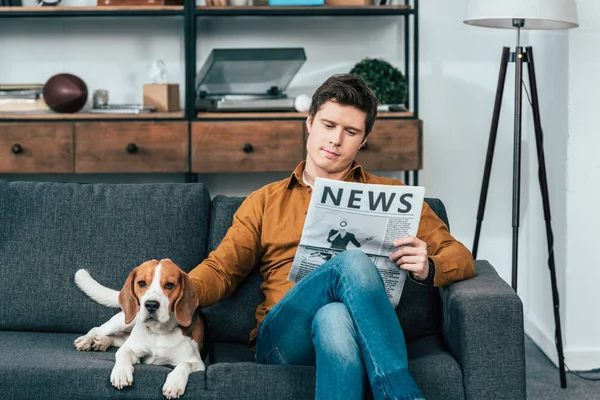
{"left": 334, "top": 250, "right": 382, "bottom": 289}
{"left": 311, "top": 303, "right": 359, "bottom": 361}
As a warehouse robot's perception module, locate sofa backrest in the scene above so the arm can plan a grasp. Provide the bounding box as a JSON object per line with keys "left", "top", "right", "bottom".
{"left": 203, "top": 195, "right": 448, "bottom": 344}
{"left": 0, "top": 180, "right": 211, "bottom": 334}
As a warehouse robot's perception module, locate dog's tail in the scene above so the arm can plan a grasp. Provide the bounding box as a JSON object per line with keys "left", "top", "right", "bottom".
{"left": 74, "top": 269, "right": 120, "bottom": 308}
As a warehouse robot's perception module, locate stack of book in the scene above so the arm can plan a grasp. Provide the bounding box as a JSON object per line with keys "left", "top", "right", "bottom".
{"left": 0, "top": 84, "right": 50, "bottom": 113}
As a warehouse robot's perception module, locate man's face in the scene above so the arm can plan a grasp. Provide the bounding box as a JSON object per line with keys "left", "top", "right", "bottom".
{"left": 305, "top": 100, "right": 367, "bottom": 179}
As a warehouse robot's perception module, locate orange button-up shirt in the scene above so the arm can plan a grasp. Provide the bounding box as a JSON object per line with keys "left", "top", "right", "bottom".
{"left": 188, "top": 161, "right": 475, "bottom": 345}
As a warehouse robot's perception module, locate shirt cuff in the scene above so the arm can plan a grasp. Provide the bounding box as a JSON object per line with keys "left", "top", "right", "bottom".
{"left": 408, "top": 257, "right": 435, "bottom": 286}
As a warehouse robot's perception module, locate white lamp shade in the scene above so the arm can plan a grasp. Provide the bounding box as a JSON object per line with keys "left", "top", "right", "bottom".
{"left": 464, "top": 0, "right": 579, "bottom": 30}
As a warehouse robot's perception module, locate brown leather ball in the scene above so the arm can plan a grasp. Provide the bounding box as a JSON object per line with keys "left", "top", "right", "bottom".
{"left": 43, "top": 73, "right": 88, "bottom": 113}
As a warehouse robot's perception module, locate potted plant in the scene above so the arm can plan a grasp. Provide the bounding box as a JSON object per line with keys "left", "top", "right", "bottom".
{"left": 349, "top": 58, "right": 408, "bottom": 106}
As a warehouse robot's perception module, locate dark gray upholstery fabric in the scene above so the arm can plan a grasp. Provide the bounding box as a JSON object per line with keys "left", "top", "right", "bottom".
{"left": 203, "top": 195, "right": 448, "bottom": 344}
{"left": 440, "top": 260, "right": 527, "bottom": 400}
{"left": 205, "top": 362, "right": 315, "bottom": 400}
{"left": 0, "top": 180, "right": 211, "bottom": 334}
{"left": 206, "top": 335, "right": 464, "bottom": 400}
{"left": 0, "top": 331, "right": 206, "bottom": 400}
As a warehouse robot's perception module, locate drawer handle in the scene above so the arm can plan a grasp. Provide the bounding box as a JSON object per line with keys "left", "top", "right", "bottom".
{"left": 243, "top": 143, "right": 254, "bottom": 154}
{"left": 126, "top": 143, "right": 138, "bottom": 154}
{"left": 360, "top": 142, "right": 369, "bottom": 151}
{"left": 11, "top": 143, "right": 23, "bottom": 155}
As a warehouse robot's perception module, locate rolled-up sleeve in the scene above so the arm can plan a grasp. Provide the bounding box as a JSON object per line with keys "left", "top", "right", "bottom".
{"left": 417, "top": 202, "right": 475, "bottom": 287}
{"left": 188, "top": 191, "right": 263, "bottom": 308}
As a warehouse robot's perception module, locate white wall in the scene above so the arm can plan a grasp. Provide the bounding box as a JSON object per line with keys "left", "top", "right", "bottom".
{"left": 1, "top": 0, "right": 597, "bottom": 371}
{"left": 564, "top": 0, "right": 600, "bottom": 371}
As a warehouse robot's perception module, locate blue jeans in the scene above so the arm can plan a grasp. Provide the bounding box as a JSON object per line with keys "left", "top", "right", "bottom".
{"left": 254, "top": 250, "right": 424, "bottom": 400}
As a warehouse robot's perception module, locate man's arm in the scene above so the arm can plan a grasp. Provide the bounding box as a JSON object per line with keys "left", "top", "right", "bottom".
{"left": 188, "top": 191, "right": 263, "bottom": 308}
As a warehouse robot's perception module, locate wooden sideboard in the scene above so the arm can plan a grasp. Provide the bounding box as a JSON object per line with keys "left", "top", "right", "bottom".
{"left": 0, "top": 112, "right": 422, "bottom": 175}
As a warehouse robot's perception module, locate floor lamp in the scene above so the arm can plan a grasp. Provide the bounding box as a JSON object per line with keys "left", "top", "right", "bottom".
{"left": 463, "top": 0, "right": 579, "bottom": 389}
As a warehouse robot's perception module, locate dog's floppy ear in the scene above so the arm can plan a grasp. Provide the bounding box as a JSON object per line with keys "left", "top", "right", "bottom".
{"left": 174, "top": 272, "right": 199, "bottom": 327}
{"left": 119, "top": 269, "right": 139, "bottom": 324}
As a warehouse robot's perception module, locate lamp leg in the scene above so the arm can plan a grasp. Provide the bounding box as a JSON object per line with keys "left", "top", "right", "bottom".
{"left": 473, "top": 47, "right": 511, "bottom": 259}
{"left": 511, "top": 46, "right": 525, "bottom": 292}
{"left": 525, "top": 46, "right": 568, "bottom": 389}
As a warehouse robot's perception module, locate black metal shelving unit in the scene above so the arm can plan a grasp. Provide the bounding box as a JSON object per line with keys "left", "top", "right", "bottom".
{"left": 0, "top": 1, "right": 419, "bottom": 122}
{"left": 0, "top": 1, "right": 420, "bottom": 182}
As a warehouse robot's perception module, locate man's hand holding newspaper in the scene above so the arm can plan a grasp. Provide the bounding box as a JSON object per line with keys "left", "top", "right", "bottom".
{"left": 390, "top": 236, "right": 430, "bottom": 282}
{"left": 288, "top": 177, "right": 426, "bottom": 307}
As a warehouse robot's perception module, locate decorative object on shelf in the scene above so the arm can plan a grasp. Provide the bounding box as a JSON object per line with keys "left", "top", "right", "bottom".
{"left": 97, "top": 0, "right": 183, "bottom": 6}
{"left": 143, "top": 60, "right": 180, "bottom": 112}
{"left": 195, "top": 47, "right": 306, "bottom": 112}
{"left": 349, "top": 57, "right": 407, "bottom": 106}
{"left": 149, "top": 60, "right": 167, "bottom": 84}
{"left": 43, "top": 73, "right": 88, "bottom": 114}
{"left": 92, "top": 89, "right": 109, "bottom": 109}
{"left": 143, "top": 84, "right": 179, "bottom": 112}
{"left": 0, "top": 83, "right": 49, "bottom": 113}
{"left": 294, "top": 94, "right": 311, "bottom": 113}
{"left": 90, "top": 104, "right": 157, "bottom": 114}
{"left": 464, "top": 0, "right": 579, "bottom": 390}
{"left": 326, "top": 0, "right": 371, "bottom": 5}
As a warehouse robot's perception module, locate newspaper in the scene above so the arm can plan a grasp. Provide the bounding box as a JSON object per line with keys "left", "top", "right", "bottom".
{"left": 288, "top": 177, "right": 425, "bottom": 307}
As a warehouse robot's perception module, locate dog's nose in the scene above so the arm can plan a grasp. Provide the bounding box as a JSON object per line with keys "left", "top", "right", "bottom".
{"left": 145, "top": 300, "right": 159, "bottom": 313}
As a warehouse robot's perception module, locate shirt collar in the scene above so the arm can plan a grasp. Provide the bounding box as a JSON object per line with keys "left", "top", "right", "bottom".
{"left": 286, "top": 160, "right": 367, "bottom": 189}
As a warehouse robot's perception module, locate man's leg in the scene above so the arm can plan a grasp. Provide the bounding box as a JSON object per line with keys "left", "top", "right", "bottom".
{"left": 255, "top": 250, "right": 423, "bottom": 400}
{"left": 312, "top": 302, "right": 367, "bottom": 399}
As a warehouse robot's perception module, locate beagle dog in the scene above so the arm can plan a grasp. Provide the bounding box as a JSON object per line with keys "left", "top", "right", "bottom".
{"left": 74, "top": 259, "right": 209, "bottom": 399}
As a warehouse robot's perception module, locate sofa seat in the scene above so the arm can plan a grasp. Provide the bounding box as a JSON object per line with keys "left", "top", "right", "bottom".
{"left": 0, "top": 331, "right": 205, "bottom": 400}
{"left": 205, "top": 334, "right": 465, "bottom": 400}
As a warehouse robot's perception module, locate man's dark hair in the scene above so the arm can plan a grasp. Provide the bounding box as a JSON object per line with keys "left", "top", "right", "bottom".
{"left": 308, "top": 74, "right": 380, "bottom": 138}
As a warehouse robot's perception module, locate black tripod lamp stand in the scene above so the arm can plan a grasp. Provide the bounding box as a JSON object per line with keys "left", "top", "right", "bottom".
{"left": 463, "top": 0, "right": 579, "bottom": 389}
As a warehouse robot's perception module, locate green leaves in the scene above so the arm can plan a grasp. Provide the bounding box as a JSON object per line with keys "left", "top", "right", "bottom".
{"left": 350, "top": 58, "right": 408, "bottom": 105}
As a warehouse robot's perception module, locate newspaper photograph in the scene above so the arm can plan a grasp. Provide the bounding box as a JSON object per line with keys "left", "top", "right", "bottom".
{"left": 288, "top": 177, "right": 425, "bottom": 307}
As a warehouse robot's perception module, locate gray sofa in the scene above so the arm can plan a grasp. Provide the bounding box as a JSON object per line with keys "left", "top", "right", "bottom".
{"left": 0, "top": 179, "right": 526, "bottom": 400}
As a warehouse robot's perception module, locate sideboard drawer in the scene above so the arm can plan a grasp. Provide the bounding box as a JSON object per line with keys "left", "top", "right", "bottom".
{"left": 355, "top": 119, "right": 422, "bottom": 171}
{"left": 0, "top": 123, "right": 73, "bottom": 173}
{"left": 75, "top": 122, "right": 188, "bottom": 173}
{"left": 191, "top": 121, "right": 304, "bottom": 173}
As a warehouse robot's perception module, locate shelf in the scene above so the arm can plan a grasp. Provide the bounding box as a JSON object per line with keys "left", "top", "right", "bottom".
{"left": 0, "top": 111, "right": 185, "bottom": 121}
{"left": 196, "top": 111, "right": 415, "bottom": 120}
{"left": 0, "top": 6, "right": 184, "bottom": 18}
{"left": 0, "top": 4, "right": 411, "bottom": 18}
{"left": 196, "top": 5, "right": 413, "bottom": 17}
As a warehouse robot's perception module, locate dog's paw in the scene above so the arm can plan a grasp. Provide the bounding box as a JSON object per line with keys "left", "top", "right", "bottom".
{"left": 89, "top": 336, "right": 112, "bottom": 352}
{"left": 111, "top": 363, "right": 134, "bottom": 390}
{"left": 162, "top": 371, "right": 187, "bottom": 399}
{"left": 74, "top": 335, "right": 94, "bottom": 351}
{"left": 74, "top": 335, "right": 111, "bottom": 352}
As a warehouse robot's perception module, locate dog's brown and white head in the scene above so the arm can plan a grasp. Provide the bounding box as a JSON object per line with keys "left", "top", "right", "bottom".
{"left": 118, "top": 259, "right": 198, "bottom": 327}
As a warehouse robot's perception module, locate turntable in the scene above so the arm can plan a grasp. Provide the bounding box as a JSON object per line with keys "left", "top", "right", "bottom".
{"left": 195, "top": 48, "right": 306, "bottom": 112}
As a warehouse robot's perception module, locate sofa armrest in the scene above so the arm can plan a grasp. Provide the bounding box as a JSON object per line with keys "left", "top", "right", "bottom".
{"left": 439, "top": 260, "right": 526, "bottom": 400}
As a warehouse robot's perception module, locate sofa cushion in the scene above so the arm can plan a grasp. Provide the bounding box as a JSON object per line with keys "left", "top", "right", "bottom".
{"left": 0, "top": 180, "right": 211, "bottom": 334}
{"left": 0, "top": 331, "right": 205, "bottom": 400}
{"left": 205, "top": 195, "right": 449, "bottom": 344}
{"left": 206, "top": 335, "right": 464, "bottom": 400}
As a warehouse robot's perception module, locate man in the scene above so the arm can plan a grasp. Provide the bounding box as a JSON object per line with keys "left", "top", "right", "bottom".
{"left": 189, "top": 74, "right": 475, "bottom": 400}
